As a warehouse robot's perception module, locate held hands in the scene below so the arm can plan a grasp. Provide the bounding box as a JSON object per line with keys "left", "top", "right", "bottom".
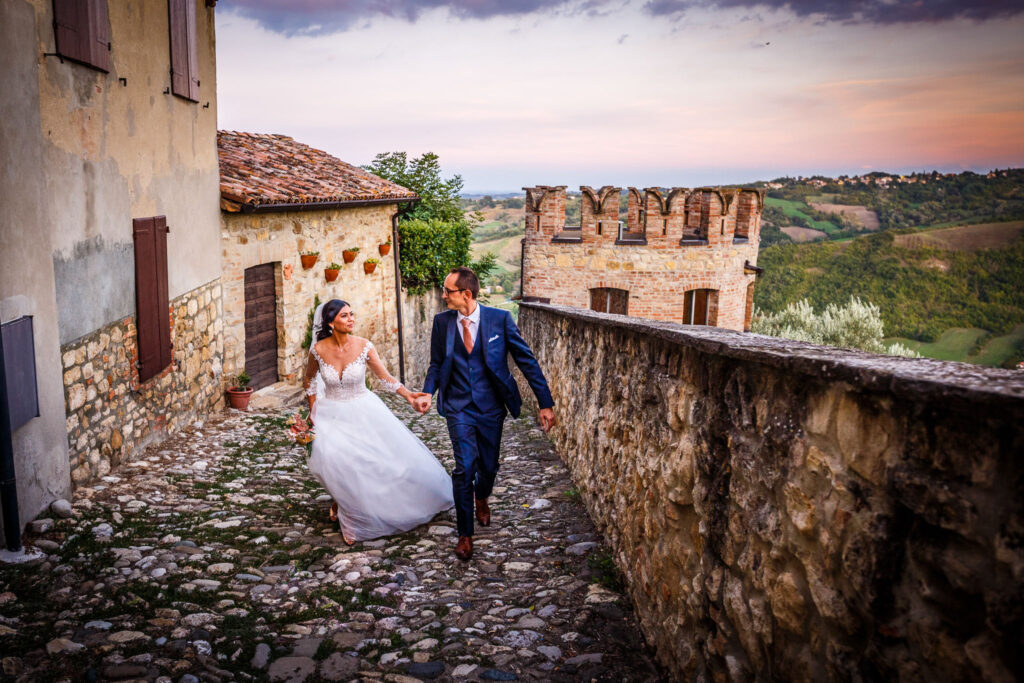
{"left": 538, "top": 407, "right": 556, "bottom": 433}
{"left": 408, "top": 392, "right": 432, "bottom": 415}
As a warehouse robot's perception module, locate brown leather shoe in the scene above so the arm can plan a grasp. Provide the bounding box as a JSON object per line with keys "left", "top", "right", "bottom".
{"left": 475, "top": 498, "right": 491, "bottom": 527}
{"left": 455, "top": 535, "right": 473, "bottom": 561}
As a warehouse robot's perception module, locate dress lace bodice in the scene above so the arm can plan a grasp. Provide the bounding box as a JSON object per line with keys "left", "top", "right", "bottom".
{"left": 307, "top": 340, "right": 402, "bottom": 401}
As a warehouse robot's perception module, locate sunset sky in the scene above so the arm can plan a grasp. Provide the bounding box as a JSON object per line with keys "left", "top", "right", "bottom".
{"left": 216, "top": 0, "right": 1024, "bottom": 193}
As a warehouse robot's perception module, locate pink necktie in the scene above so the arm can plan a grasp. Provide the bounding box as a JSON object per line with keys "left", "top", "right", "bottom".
{"left": 462, "top": 319, "right": 473, "bottom": 353}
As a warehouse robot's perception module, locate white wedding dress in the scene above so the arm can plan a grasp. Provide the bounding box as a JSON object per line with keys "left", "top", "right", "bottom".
{"left": 306, "top": 340, "right": 454, "bottom": 543}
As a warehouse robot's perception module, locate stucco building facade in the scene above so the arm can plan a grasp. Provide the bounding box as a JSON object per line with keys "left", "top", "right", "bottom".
{"left": 520, "top": 185, "right": 765, "bottom": 331}
{"left": 1, "top": 0, "right": 223, "bottom": 534}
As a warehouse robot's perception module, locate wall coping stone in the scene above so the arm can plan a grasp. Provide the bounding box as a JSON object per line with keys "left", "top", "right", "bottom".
{"left": 521, "top": 302, "right": 1024, "bottom": 406}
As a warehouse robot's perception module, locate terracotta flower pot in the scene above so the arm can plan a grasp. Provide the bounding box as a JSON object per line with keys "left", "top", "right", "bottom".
{"left": 325, "top": 268, "right": 340, "bottom": 282}
{"left": 342, "top": 250, "right": 358, "bottom": 264}
{"left": 363, "top": 262, "right": 377, "bottom": 275}
{"left": 300, "top": 254, "right": 318, "bottom": 269}
{"left": 378, "top": 243, "right": 391, "bottom": 256}
{"left": 226, "top": 387, "right": 253, "bottom": 410}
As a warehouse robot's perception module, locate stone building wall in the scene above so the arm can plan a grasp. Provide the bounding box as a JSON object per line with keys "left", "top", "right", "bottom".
{"left": 401, "top": 287, "right": 445, "bottom": 387}
{"left": 518, "top": 302, "right": 1024, "bottom": 682}
{"left": 521, "top": 186, "right": 762, "bottom": 331}
{"left": 221, "top": 205, "right": 402, "bottom": 386}
{"left": 60, "top": 279, "right": 224, "bottom": 485}
{"left": 2, "top": 0, "right": 221, "bottom": 523}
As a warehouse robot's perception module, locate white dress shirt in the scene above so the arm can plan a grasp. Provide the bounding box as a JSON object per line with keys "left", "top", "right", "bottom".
{"left": 457, "top": 304, "right": 481, "bottom": 348}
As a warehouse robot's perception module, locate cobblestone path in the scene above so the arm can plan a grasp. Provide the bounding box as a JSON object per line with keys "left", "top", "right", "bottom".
{"left": 1, "top": 394, "right": 664, "bottom": 682}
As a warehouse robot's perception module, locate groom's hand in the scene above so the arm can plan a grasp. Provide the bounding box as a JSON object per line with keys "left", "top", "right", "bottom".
{"left": 410, "top": 393, "right": 432, "bottom": 414}
{"left": 539, "top": 408, "right": 556, "bottom": 433}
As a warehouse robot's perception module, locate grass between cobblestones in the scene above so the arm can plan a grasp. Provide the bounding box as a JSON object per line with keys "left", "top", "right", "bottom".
{"left": 1, "top": 401, "right": 665, "bottom": 681}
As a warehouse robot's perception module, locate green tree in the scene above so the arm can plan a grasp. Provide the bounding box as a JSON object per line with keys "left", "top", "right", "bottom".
{"left": 364, "top": 151, "right": 496, "bottom": 294}
{"left": 396, "top": 219, "right": 496, "bottom": 295}
{"left": 363, "top": 151, "right": 467, "bottom": 226}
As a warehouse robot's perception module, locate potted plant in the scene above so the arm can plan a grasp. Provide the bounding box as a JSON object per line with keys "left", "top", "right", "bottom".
{"left": 226, "top": 371, "right": 253, "bottom": 410}
{"left": 378, "top": 239, "right": 392, "bottom": 256}
{"left": 364, "top": 257, "right": 380, "bottom": 275}
{"left": 300, "top": 250, "right": 319, "bottom": 269}
{"left": 324, "top": 262, "right": 342, "bottom": 282}
{"left": 342, "top": 246, "right": 360, "bottom": 263}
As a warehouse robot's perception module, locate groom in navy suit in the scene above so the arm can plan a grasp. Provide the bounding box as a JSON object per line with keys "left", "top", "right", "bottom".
{"left": 416, "top": 267, "right": 556, "bottom": 560}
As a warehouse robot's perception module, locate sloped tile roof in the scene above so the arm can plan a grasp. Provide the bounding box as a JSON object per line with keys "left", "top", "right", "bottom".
{"left": 218, "top": 131, "right": 417, "bottom": 211}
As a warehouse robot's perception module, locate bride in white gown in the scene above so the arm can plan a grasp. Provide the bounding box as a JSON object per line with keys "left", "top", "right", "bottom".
{"left": 303, "top": 299, "right": 454, "bottom": 544}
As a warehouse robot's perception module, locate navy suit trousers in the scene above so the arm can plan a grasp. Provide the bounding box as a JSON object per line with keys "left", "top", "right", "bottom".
{"left": 446, "top": 407, "right": 505, "bottom": 537}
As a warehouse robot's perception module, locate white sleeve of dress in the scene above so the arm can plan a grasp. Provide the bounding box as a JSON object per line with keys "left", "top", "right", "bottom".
{"left": 304, "top": 348, "right": 319, "bottom": 396}
{"left": 365, "top": 342, "right": 403, "bottom": 393}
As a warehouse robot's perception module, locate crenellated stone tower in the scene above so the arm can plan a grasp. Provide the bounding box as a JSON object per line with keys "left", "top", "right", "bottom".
{"left": 521, "top": 185, "right": 765, "bottom": 331}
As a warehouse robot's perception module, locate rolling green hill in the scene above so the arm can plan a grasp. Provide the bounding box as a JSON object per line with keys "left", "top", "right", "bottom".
{"left": 754, "top": 227, "right": 1024, "bottom": 366}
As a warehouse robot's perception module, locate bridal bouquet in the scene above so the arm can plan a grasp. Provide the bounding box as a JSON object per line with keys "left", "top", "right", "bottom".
{"left": 285, "top": 410, "right": 314, "bottom": 455}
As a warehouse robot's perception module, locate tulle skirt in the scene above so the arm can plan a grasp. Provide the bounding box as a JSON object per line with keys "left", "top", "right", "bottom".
{"left": 308, "top": 391, "right": 454, "bottom": 542}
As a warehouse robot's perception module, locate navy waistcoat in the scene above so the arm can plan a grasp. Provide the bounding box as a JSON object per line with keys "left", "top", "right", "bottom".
{"left": 446, "top": 331, "right": 501, "bottom": 415}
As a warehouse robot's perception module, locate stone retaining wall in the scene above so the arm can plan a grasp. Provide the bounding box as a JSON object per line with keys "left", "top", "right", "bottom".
{"left": 61, "top": 279, "right": 224, "bottom": 485}
{"left": 401, "top": 287, "right": 444, "bottom": 386}
{"left": 518, "top": 302, "right": 1024, "bottom": 682}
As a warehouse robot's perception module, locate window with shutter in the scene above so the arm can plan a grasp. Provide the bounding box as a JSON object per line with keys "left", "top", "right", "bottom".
{"left": 133, "top": 217, "right": 172, "bottom": 383}
{"left": 683, "top": 289, "right": 718, "bottom": 326}
{"left": 589, "top": 288, "right": 629, "bottom": 315}
{"left": 52, "top": 0, "right": 111, "bottom": 72}
{"left": 169, "top": 0, "right": 200, "bottom": 101}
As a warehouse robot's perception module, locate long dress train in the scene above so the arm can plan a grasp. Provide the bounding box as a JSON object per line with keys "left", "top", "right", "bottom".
{"left": 305, "top": 340, "right": 453, "bottom": 543}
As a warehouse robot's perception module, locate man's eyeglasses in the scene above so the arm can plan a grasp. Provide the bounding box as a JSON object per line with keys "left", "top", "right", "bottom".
{"left": 442, "top": 286, "right": 466, "bottom": 295}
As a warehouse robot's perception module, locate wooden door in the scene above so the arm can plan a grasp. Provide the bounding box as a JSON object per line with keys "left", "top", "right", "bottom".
{"left": 244, "top": 264, "right": 278, "bottom": 390}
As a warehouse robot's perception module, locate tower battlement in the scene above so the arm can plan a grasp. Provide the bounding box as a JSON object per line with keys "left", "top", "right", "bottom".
{"left": 520, "top": 184, "right": 765, "bottom": 330}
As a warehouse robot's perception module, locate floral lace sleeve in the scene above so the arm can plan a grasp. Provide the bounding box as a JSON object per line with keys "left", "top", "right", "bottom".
{"left": 303, "top": 347, "right": 320, "bottom": 396}
{"left": 365, "top": 342, "right": 403, "bottom": 393}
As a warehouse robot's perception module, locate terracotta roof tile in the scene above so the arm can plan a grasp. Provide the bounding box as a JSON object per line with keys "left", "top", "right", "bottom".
{"left": 218, "top": 131, "right": 417, "bottom": 210}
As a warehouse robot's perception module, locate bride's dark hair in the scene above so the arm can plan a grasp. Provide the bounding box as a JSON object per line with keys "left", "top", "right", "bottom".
{"left": 317, "top": 299, "right": 350, "bottom": 342}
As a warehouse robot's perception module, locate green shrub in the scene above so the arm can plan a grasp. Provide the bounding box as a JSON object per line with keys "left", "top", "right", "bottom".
{"left": 752, "top": 297, "right": 920, "bottom": 357}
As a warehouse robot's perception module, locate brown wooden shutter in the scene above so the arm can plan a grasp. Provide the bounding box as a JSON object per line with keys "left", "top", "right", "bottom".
{"left": 133, "top": 217, "right": 172, "bottom": 383}
{"left": 609, "top": 289, "right": 628, "bottom": 315}
{"left": 169, "top": 0, "right": 199, "bottom": 101}
{"left": 52, "top": 0, "right": 110, "bottom": 72}
{"left": 685, "top": 290, "right": 709, "bottom": 325}
{"left": 87, "top": 0, "right": 111, "bottom": 72}
{"left": 53, "top": 0, "right": 88, "bottom": 65}
{"left": 186, "top": 1, "right": 199, "bottom": 100}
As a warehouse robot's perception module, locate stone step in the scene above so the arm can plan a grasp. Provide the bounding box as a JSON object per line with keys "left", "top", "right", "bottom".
{"left": 248, "top": 382, "right": 306, "bottom": 411}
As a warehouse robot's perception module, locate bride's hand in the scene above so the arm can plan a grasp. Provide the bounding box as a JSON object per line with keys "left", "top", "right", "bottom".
{"left": 408, "top": 392, "right": 431, "bottom": 414}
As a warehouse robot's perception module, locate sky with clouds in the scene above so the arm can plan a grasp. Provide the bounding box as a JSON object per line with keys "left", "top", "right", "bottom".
{"left": 216, "top": 0, "right": 1024, "bottom": 193}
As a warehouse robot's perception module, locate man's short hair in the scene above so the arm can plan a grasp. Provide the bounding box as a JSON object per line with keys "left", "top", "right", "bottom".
{"left": 449, "top": 266, "right": 480, "bottom": 299}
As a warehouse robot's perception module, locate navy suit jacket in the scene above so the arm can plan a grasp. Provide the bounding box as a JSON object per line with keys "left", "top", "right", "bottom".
{"left": 422, "top": 305, "right": 554, "bottom": 418}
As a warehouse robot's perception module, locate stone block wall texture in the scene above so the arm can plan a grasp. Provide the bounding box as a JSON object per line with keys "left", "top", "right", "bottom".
{"left": 221, "top": 205, "right": 404, "bottom": 385}
{"left": 518, "top": 303, "right": 1024, "bottom": 682}
{"left": 60, "top": 279, "right": 224, "bottom": 486}
{"left": 521, "top": 186, "right": 763, "bottom": 331}
{"left": 401, "top": 287, "right": 445, "bottom": 387}
{"left": 2, "top": 0, "right": 220, "bottom": 529}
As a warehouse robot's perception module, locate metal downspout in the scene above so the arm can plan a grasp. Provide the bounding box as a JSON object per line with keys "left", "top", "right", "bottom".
{"left": 391, "top": 209, "right": 406, "bottom": 385}
{"left": 0, "top": 329, "right": 22, "bottom": 552}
